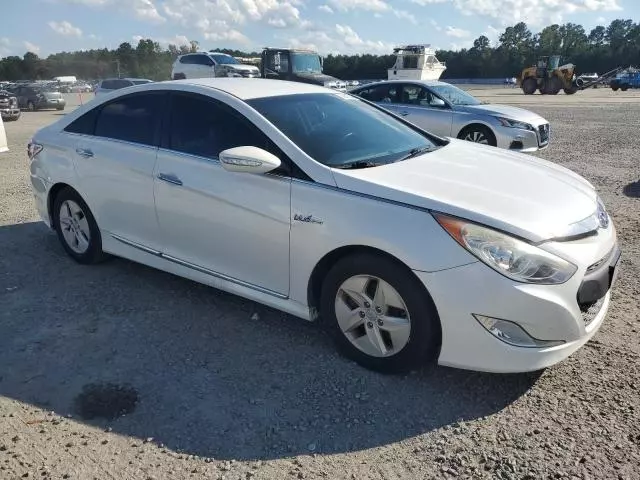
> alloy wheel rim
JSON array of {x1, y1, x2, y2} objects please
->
[
  {"x1": 464, "y1": 131, "x2": 489, "y2": 144},
  {"x1": 334, "y1": 275, "x2": 411, "y2": 358},
  {"x1": 59, "y1": 200, "x2": 91, "y2": 254}
]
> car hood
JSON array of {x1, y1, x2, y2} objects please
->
[
  {"x1": 331, "y1": 139, "x2": 597, "y2": 242},
  {"x1": 227, "y1": 64, "x2": 259, "y2": 72},
  {"x1": 455, "y1": 104, "x2": 546, "y2": 124},
  {"x1": 295, "y1": 72, "x2": 345, "y2": 86}
]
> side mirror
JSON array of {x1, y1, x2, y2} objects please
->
[
  {"x1": 430, "y1": 98, "x2": 447, "y2": 108},
  {"x1": 219, "y1": 146, "x2": 281, "y2": 174}
]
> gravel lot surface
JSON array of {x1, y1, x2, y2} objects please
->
[{"x1": 1, "y1": 88, "x2": 639, "y2": 480}]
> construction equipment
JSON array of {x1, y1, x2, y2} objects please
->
[
  {"x1": 609, "y1": 68, "x2": 640, "y2": 91},
  {"x1": 519, "y1": 55, "x2": 578, "y2": 95}
]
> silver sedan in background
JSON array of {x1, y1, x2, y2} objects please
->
[{"x1": 350, "y1": 80, "x2": 550, "y2": 152}]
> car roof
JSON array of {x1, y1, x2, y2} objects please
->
[
  {"x1": 357, "y1": 79, "x2": 450, "y2": 88},
  {"x1": 161, "y1": 78, "x2": 335, "y2": 100}
]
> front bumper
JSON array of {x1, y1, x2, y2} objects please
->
[
  {"x1": 38, "y1": 99, "x2": 66, "y2": 109},
  {"x1": 415, "y1": 234, "x2": 618, "y2": 373},
  {"x1": 0, "y1": 108, "x2": 20, "y2": 120},
  {"x1": 495, "y1": 122, "x2": 550, "y2": 153}
]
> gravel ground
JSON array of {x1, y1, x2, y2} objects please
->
[{"x1": 0, "y1": 88, "x2": 639, "y2": 480}]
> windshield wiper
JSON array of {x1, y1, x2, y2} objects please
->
[
  {"x1": 333, "y1": 161, "x2": 383, "y2": 170},
  {"x1": 398, "y1": 146, "x2": 436, "y2": 161}
]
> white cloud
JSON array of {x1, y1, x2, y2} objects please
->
[
  {"x1": 394, "y1": 10, "x2": 417, "y2": 24},
  {"x1": 329, "y1": 0, "x2": 390, "y2": 12},
  {"x1": 24, "y1": 41, "x2": 41, "y2": 54},
  {"x1": 411, "y1": 0, "x2": 449, "y2": 4},
  {"x1": 596, "y1": 16, "x2": 606, "y2": 23},
  {"x1": 279, "y1": 23, "x2": 393, "y2": 55},
  {"x1": 449, "y1": 0, "x2": 622, "y2": 26},
  {"x1": 429, "y1": 19, "x2": 443, "y2": 31},
  {"x1": 318, "y1": 4, "x2": 333, "y2": 13},
  {"x1": 61, "y1": 0, "x2": 165, "y2": 23},
  {"x1": 449, "y1": 40, "x2": 473, "y2": 50},
  {"x1": 48, "y1": 20, "x2": 83, "y2": 37},
  {"x1": 445, "y1": 26, "x2": 470, "y2": 38},
  {"x1": 482, "y1": 25, "x2": 501, "y2": 45}
]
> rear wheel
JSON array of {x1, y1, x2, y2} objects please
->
[
  {"x1": 173, "y1": 73, "x2": 186, "y2": 80},
  {"x1": 52, "y1": 187, "x2": 106, "y2": 264},
  {"x1": 563, "y1": 87, "x2": 577, "y2": 95},
  {"x1": 458, "y1": 124, "x2": 497, "y2": 147},
  {"x1": 320, "y1": 253, "x2": 441, "y2": 373},
  {"x1": 612, "y1": 86, "x2": 619, "y2": 91},
  {"x1": 522, "y1": 77, "x2": 538, "y2": 95}
]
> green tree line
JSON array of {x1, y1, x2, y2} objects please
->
[{"x1": 1, "y1": 20, "x2": 639, "y2": 82}]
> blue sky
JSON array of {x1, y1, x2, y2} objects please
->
[{"x1": 1, "y1": 0, "x2": 636, "y2": 58}]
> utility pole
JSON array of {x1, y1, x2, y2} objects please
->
[{"x1": 116, "y1": 59, "x2": 121, "y2": 78}]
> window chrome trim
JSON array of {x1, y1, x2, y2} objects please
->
[
  {"x1": 64, "y1": 131, "x2": 159, "y2": 151},
  {"x1": 110, "y1": 233, "x2": 288, "y2": 299}
]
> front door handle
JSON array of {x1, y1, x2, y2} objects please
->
[
  {"x1": 158, "y1": 173, "x2": 183, "y2": 186},
  {"x1": 75, "y1": 148, "x2": 94, "y2": 158}
]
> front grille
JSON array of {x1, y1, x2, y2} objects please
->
[
  {"x1": 580, "y1": 295, "x2": 606, "y2": 326},
  {"x1": 538, "y1": 124, "x2": 550, "y2": 144}
]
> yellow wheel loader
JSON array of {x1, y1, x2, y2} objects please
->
[{"x1": 519, "y1": 55, "x2": 578, "y2": 95}]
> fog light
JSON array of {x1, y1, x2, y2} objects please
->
[{"x1": 473, "y1": 314, "x2": 565, "y2": 348}]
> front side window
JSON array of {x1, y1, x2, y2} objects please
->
[
  {"x1": 167, "y1": 93, "x2": 273, "y2": 161},
  {"x1": 265, "y1": 51, "x2": 289, "y2": 74},
  {"x1": 94, "y1": 93, "x2": 162, "y2": 146},
  {"x1": 429, "y1": 84, "x2": 481, "y2": 106},
  {"x1": 100, "y1": 80, "x2": 116, "y2": 90},
  {"x1": 249, "y1": 93, "x2": 439, "y2": 168},
  {"x1": 196, "y1": 55, "x2": 214, "y2": 66}
]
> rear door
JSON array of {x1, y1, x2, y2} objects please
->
[
  {"x1": 193, "y1": 54, "x2": 216, "y2": 78},
  {"x1": 66, "y1": 91, "x2": 167, "y2": 251}
]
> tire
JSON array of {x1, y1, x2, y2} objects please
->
[
  {"x1": 320, "y1": 253, "x2": 441, "y2": 373},
  {"x1": 563, "y1": 87, "x2": 577, "y2": 95},
  {"x1": 522, "y1": 77, "x2": 537, "y2": 95},
  {"x1": 56, "y1": 106, "x2": 65, "y2": 111},
  {"x1": 547, "y1": 76, "x2": 562, "y2": 95},
  {"x1": 173, "y1": 73, "x2": 186, "y2": 80},
  {"x1": 457, "y1": 124, "x2": 497, "y2": 147},
  {"x1": 612, "y1": 86, "x2": 619, "y2": 91},
  {"x1": 52, "y1": 187, "x2": 106, "y2": 264},
  {"x1": 621, "y1": 86, "x2": 628, "y2": 92},
  {"x1": 27, "y1": 101, "x2": 36, "y2": 111}
]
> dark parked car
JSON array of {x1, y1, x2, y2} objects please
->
[
  {"x1": 14, "y1": 85, "x2": 66, "y2": 111},
  {"x1": 0, "y1": 90, "x2": 21, "y2": 121}
]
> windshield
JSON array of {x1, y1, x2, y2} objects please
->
[
  {"x1": 291, "y1": 53, "x2": 322, "y2": 74},
  {"x1": 429, "y1": 84, "x2": 481, "y2": 106},
  {"x1": 248, "y1": 93, "x2": 438, "y2": 168},
  {"x1": 211, "y1": 54, "x2": 239, "y2": 65}
]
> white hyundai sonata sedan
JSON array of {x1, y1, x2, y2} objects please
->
[{"x1": 28, "y1": 78, "x2": 620, "y2": 374}]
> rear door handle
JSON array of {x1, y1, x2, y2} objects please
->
[
  {"x1": 158, "y1": 173, "x2": 183, "y2": 186},
  {"x1": 75, "y1": 148, "x2": 93, "y2": 158}
]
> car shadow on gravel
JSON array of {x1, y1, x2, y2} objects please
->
[
  {"x1": 0, "y1": 222, "x2": 541, "y2": 461},
  {"x1": 623, "y1": 180, "x2": 640, "y2": 198}
]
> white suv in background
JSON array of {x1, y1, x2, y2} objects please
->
[{"x1": 171, "y1": 52, "x2": 261, "y2": 80}]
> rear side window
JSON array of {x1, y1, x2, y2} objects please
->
[
  {"x1": 195, "y1": 55, "x2": 213, "y2": 66},
  {"x1": 167, "y1": 93, "x2": 270, "y2": 159},
  {"x1": 64, "y1": 108, "x2": 99, "y2": 135},
  {"x1": 100, "y1": 80, "x2": 116, "y2": 89},
  {"x1": 179, "y1": 55, "x2": 194, "y2": 64},
  {"x1": 95, "y1": 93, "x2": 163, "y2": 146}
]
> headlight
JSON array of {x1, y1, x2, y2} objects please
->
[
  {"x1": 434, "y1": 213, "x2": 577, "y2": 284},
  {"x1": 495, "y1": 116, "x2": 534, "y2": 130}
]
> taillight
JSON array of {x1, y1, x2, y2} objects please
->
[{"x1": 27, "y1": 140, "x2": 43, "y2": 160}]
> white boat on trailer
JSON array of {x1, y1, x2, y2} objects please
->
[{"x1": 388, "y1": 44, "x2": 446, "y2": 81}]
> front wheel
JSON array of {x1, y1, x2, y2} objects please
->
[
  {"x1": 522, "y1": 77, "x2": 537, "y2": 95},
  {"x1": 52, "y1": 187, "x2": 106, "y2": 264},
  {"x1": 458, "y1": 125, "x2": 497, "y2": 147},
  {"x1": 320, "y1": 253, "x2": 441, "y2": 373}
]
